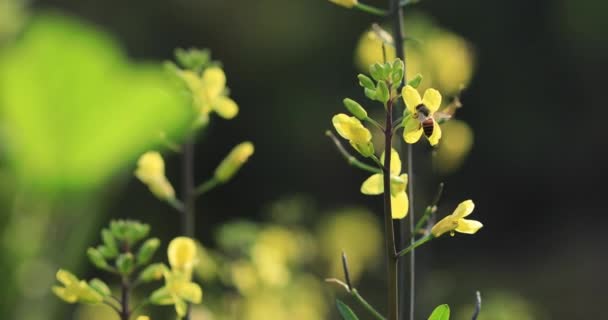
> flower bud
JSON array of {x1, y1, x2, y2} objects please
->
[
  {"x1": 87, "y1": 248, "x2": 109, "y2": 270},
  {"x1": 328, "y1": 0, "x2": 358, "y2": 8},
  {"x1": 137, "y1": 238, "x2": 160, "y2": 265},
  {"x1": 116, "y1": 253, "x2": 135, "y2": 275},
  {"x1": 135, "y1": 152, "x2": 175, "y2": 200},
  {"x1": 357, "y1": 74, "x2": 375, "y2": 90},
  {"x1": 343, "y1": 98, "x2": 368, "y2": 120},
  {"x1": 376, "y1": 80, "x2": 390, "y2": 103},
  {"x1": 214, "y1": 142, "x2": 255, "y2": 183},
  {"x1": 88, "y1": 278, "x2": 111, "y2": 297},
  {"x1": 138, "y1": 263, "x2": 168, "y2": 283}
]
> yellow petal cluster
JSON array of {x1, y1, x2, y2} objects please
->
[
  {"x1": 135, "y1": 151, "x2": 175, "y2": 200},
  {"x1": 151, "y1": 237, "x2": 203, "y2": 317},
  {"x1": 431, "y1": 200, "x2": 483, "y2": 237},
  {"x1": 329, "y1": 0, "x2": 358, "y2": 8},
  {"x1": 178, "y1": 67, "x2": 239, "y2": 125},
  {"x1": 402, "y1": 85, "x2": 443, "y2": 146},
  {"x1": 332, "y1": 113, "x2": 374, "y2": 157},
  {"x1": 360, "y1": 148, "x2": 409, "y2": 219},
  {"x1": 52, "y1": 269, "x2": 103, "y2": 304},
  {"x1": 214, "y1": 141, "x2": 255, "y2": 183}
]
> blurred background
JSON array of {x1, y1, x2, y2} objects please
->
[{"x1": 1, "y1": 0, "x2": 607, "y2": 319}]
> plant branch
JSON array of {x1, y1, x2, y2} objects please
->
[
  {"x1": 120, "y1": 276, "x2": 130, "y2": 320},
  {"x1": 414, "y1": 182, "x2": 444, "y2": 234},
  {"x1": 383, "y1": 98, "x2": 398, "y2": 320},
  {"x1": 396, "y1": 234, "x2": 433, "y2": 257},
  {"x1": 325, "y1": 279, "x2": 386, "y2": 320},
  {"x1": 472, "y1": 291, "x2": 482, "y2": 320},
  {"x1": 182, "y1": 138, "x2": 195, "y2": 238},
  {"x1": 326, "y1": 131, "x2": 381, "y2": 174},
  {"x1": 195, "y1": 177, "x2": 220, "y2": 196},
  {"x1": 355, "y1": 3, "x2": 388, "y2": 16}
]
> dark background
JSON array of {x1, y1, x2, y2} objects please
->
[{"x1": 3, "y1": 0, "x2": 608, "y2": 319}]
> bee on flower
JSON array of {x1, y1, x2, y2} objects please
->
[{"x1": 402, "y1": 85, "x2": 444, "y2": 146}]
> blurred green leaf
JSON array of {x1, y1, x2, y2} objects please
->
[
  {"x1": 0, "y1": 13, "x2": 191, "y2": 190},
  {"x1": 428, "y1": 304, "x2": 450, "y2": 320},
  {"x1": 336, "y1": 299, "x2": 360, "y2": 320}
]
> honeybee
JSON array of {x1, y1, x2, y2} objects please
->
[{"x1": 415, "y1": 104, "x2": 451, "y2": 138}]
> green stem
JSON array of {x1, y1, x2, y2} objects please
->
[
  {"x1": 396, "y1": 234, "x2": 433, "y2": 257},
  {"x1": 195, "y1": 178, "x2": 221, "y2": 196},
  {"x1": 383, "y1": 98, "x2": 398, "y2": 320},
  {"x1": 326, "y1": 131, "x2": 381, "y2": 174},
  {"x1": 355, "y1": 3, "x2": 389, "y2": 16},
  {"x1": 365, "y1": 117, "x2": 385, "y2": 131},
  {"x1": 166, "y1": 198, "x2": 185, "y2": 213},
  {"x1": 413, "y1": 182, "x2": 444, "y2": 234},
  {"x1": 352, "y1": 289, "x2": 387, "y2": 320}
]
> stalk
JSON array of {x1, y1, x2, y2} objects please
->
[{"x1": 383, "y1": 98, "x2": 398, "y2": 320}]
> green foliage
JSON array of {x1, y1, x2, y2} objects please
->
[
  {"x1": 336, "y1": 299, "x2": 360, "y2": 320},
  {"x1": 408, "y1": 73, "x2": 423, "y2": 88},
  {"x1": 0, "y1": 13, "x2": 191, "y2": 190},
  {"x1": 428, "y1": 304, "x2": 450, "y2": 320},
  {"x1": 343, "y1": 98, "x2": 368, "y2": 120}
]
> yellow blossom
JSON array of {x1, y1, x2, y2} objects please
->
[
  {"x1": 401, "y1": 85, "x2": 443, "y2": 146},
  {"x1": 431, "y1": 200, "x2": 483, "y2": 237},
  {"x1": 52, "y1": 269, "x2": 103, "y2": 304},
  {"x1": 329, "y1": 0, "x2": 358, "y2": 8},
  {"x1": 149, "y1": 270, "x2": 203, "y2": 318},
  {"x1": 135, "y1": 151, "x2": 175, "y2": 200},
  {"x1": 214, "y1": 141, "x2": 255, "y2": 183},
  {"x1": 136, "y1": 316, "x2": 150, "y2": 320},
  {"x1": 168, "y1": 237, "x2": 198, "y2": 277},
  {"x1": 360, "y1": 148, "x2": 409, "y2": 219},
  {"x1": 332, "y1": 113, "x2": 374, "y2": 157},
  {"x1": 178, "y1": 67, "x2": 238, "y2": 124}
]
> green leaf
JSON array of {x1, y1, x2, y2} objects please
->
[
  {"x1": 357, "y1": 74, "x2": 375, "y2": 90},
  {"x1": 408, "y1": 73, "x2": 423, "y2": 88},
  {"x1": 336, "y1": 299, "x2": 360, "y2": 320},
  {"x1": 0, "y1": 14, "x2": 191, "y2": 191},
  {"x1": 428, "y1": 304, "x2": 450, "y2": 320},
  {"x1": 376, "y1": 80, "x2": 390, "y2": 104}
]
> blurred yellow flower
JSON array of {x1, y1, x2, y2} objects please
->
[
  {"x1": 178, "y1": 67, "x2": 239, "y2": 125},
  {"x1": 434, "y1": 120, "x2": 474, "y2": 174},
  {"x1": 329, "y1": 0, "x2": 358, "y2": 8},
  {"x1": 332, "y1": 113, "x2": 374, "y2": 157},
  {"x1": 402, "y1": 85, "x2": 443, "y2": 146},
  {"x1": 168, "y1": 237, "x2": 198, "y2": 277},
  {"x1": 431, "y1": 200, "x2": 483, "y2": 237},
  {"x1": 360, "y1": 148, "x2": 409, "y2": 219},
  {"x1": 136, "y1": 316, "x2": 150, "y2": 320},
  {"x1": 214, "y1": 141, "x2": 255, "y2": 183},
  {"x1": 150, "y1": 269, "x2": 202, "y2": 317},
  {"x1": 135, "y1": 151, "x2": 175, "y2": 200},
  {"x1": 52, "y1": 269, "x2": 103, "y2": 304}
]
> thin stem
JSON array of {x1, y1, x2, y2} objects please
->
[
  {"x1": 383, "y1": 98, "x2": 398, "y2": 320},
  {"x1": 120, "y1": 276, "x2": 130, "y2": 320},
  {"x1": 103, "y1": 300, "x2": 121, "y2": 315},
  {"x1": 396, "y1": 234, "x2": 433, "y2": 257},
  {"x1": 195, "y1": 177, "x2": 220, "y2": 196},
  {"x1": 354, "y1": 3, "x2": 389, "y2": 16},
  {"x1": 352, "y1": 289, "x2": 387, "y2": 320},
  {"x1": 364, "y1": 117, "x2": 385, "y2": 131},
  {"x1": 414, "y1": 182, "x2": 444, "y2": 234},
  {"x1": 472, "y1": 291, "x2": 482, "y2": 320},
  {"x1": 326, "y1": 131, "x2": 381, "y2": 174},
  {"x1": 166, "y1": 198, "x2": 185, "y2": 213},
  {"x1": 182, "y1": 138, "x2": 195, "y2": 238}
]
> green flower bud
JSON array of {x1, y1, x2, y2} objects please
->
[
  {"x1": 116, "y1": 253, "x2": 135, "y2": 275},
  {"x1": 352, "y1": 141, "x2": 375, "y2": 158},
  {"x1": 357, "y1": 74, "x2": 375, "y2": 90},
  {"x1": 89, "y1": 278, "x2": 111, "y2": 297},
  {"x1": 137, "y1": 238, "x2": 160, "y2": 266},
  {"x1": 364, "y1": 88, "x2": 377, "y2": 100},
  {"x1": 391, "y1": 59, "x2": 404, "y2": 87},
  {"x1": 110, "y1": 220, "x2": 128, "y2": 240},
  {"x1": 101, "y1": 229, "x2": 118, "y2": 258},
  {"x1": 408, "y1": 73, "x2": 423, "y2": 88},
  {"x1": 138, "y1": 263, "x2": 169, "y2": 283},
  {"x1": 382, "y1": 62, "x2": 393, "y2": 79},
  {"x1": 87, "y1": 248, "x2": 109, "y2": 270},
  {"x1": 369, "y1": 63, "x2": 384, "y2": 81},
  {"x1": 97, "y1": 245, "x2": 116, "y2": 259},
  {"x1": 343, "y1": 98, "x2": 368, "y2": 120},
  {"x1": 214, "y1": 142, "x2": 255, "y2": 183},
  {"x1": 376, "y1": 80, "x2": 390, "y2": 104}
]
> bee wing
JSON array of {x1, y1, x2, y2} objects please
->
[{"x1": 434, "y1": 112, "x2": 452, "y2": 122}]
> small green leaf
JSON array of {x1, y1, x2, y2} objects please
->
[
  {"x1": 376, "y1": 80, "x2": 390, "y2": 104},
  {"x1": 408, "y1": 73, "x2": 423, "y2": 88},
  {"x1": 357, "y1": 74, "x2": 375, "y2": 90},
  {"x1": 370, "y1": 63, "x2": 384, "y2": 81},
  {"x1": 428, "y1": 304, "x2": 450, "y2": 320},
  {"x1": 336, "y1": 299, "x2": 360, "y2": 320},
  {"x1": 87, "y1": 247, "x2": 109, "y2": 270},
  {"x1": 364, "y1": 88, "x2": 377, "y2": 100}
]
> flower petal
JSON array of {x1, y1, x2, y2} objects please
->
[
  {"x1": 402, "y1": 85, "x2": 422, "y2": 114},
  {"x1": 177, "y1": 282, "x2": 203, "y2": 304},
  {"x1": 455, "y1": 219, "x2": 483, "y2": 234},
  {"x1": 201, "y1": 67, "x2": 226, "y2": 99},
  {"x1": 168, "y1": 237, "x2": 198, "y2": 273},
  {"x1": 361, "y1": 173, "x2": 384, "y2": 195},
  {"x1": 332, "y1": 114, "x2": 372, "y2": 144},
  {"x1": 174, "y1": 297, "x2": 188, "y2": 317},
  {"x1": 430, "y1": 216, "x2": 458, "y2": 237},
  {"x1": 452, "y1": 200, "x2": 475, "y2": 218},
  {"x1": 381, "y1": 148, "x2": 402, "y2": 175},
  {"x1": 52, "y1": 286, "x2": 78, "y2": 303},
  {"x1": 390, "y1": 173, "x2": 408, "y2": 195},
  {"x1": 403, "y1": 115, "x2": 423, "y2": 144},
  {"x1": 391, "y1": 191, "x2": 409, "y2": 219},
  {"x1": 422, "y1": 88, "x2": 442, "y2": 113},
  {"x1": 56, "y1": 269, "x2": 79, "y2": 286},
  {"x1": 213, "y1": 96, "x2": 239, "y2": 119},
  {"x1": 149, "y1": 287, "x2": 174, "y2": 305},
  {"x1": 427, "y1": 120, "x2": 442, "y2": 146}
]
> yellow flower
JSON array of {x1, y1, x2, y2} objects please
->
[
  {"x1": 135, "y1": 151, "x2": 175, "y2": 200},
  {"x1": 179, "y1": 67, "x2": 238, "y2": 124},
  {"x1": 136, "y1": 316, "x2": 150, "y2": 320},
  {"x1": 401, "y1": 85, "x2": 443, "y2": 146},
  {"x1": 149, "y1": 270, "x2": 203, "y2": 318},
  {"x1": 332, "y1": 113, "x2": 374, "y2": 157},
  {"x1": 431, "y1": 200, "x2": 483, "y2": 237},
  {"x1": 214, "y1": 141, "x2": 255, "y2": 183},
  {"x1": 52, "y1": 269, "x2": 103, "y2": 304},
  {"x1": 168, "y1": 237, "x2": 198, "y2": 277},
  {"x1": 329, "y1": 0, "x2": 358, "y2": 8},
  {"x1": 360, "y1": 148, "x2": 409, "y2": 219}
]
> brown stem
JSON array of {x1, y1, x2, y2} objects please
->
[
  {"x1": 182, "y1": 137, "x2": 195, "y2": 238},
  {"x1": 383, "y1": 98, "x2": 398, "y2": 320},
  {"x1": 120, "y1": 277, "x2": 130, "y2": 320}
]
